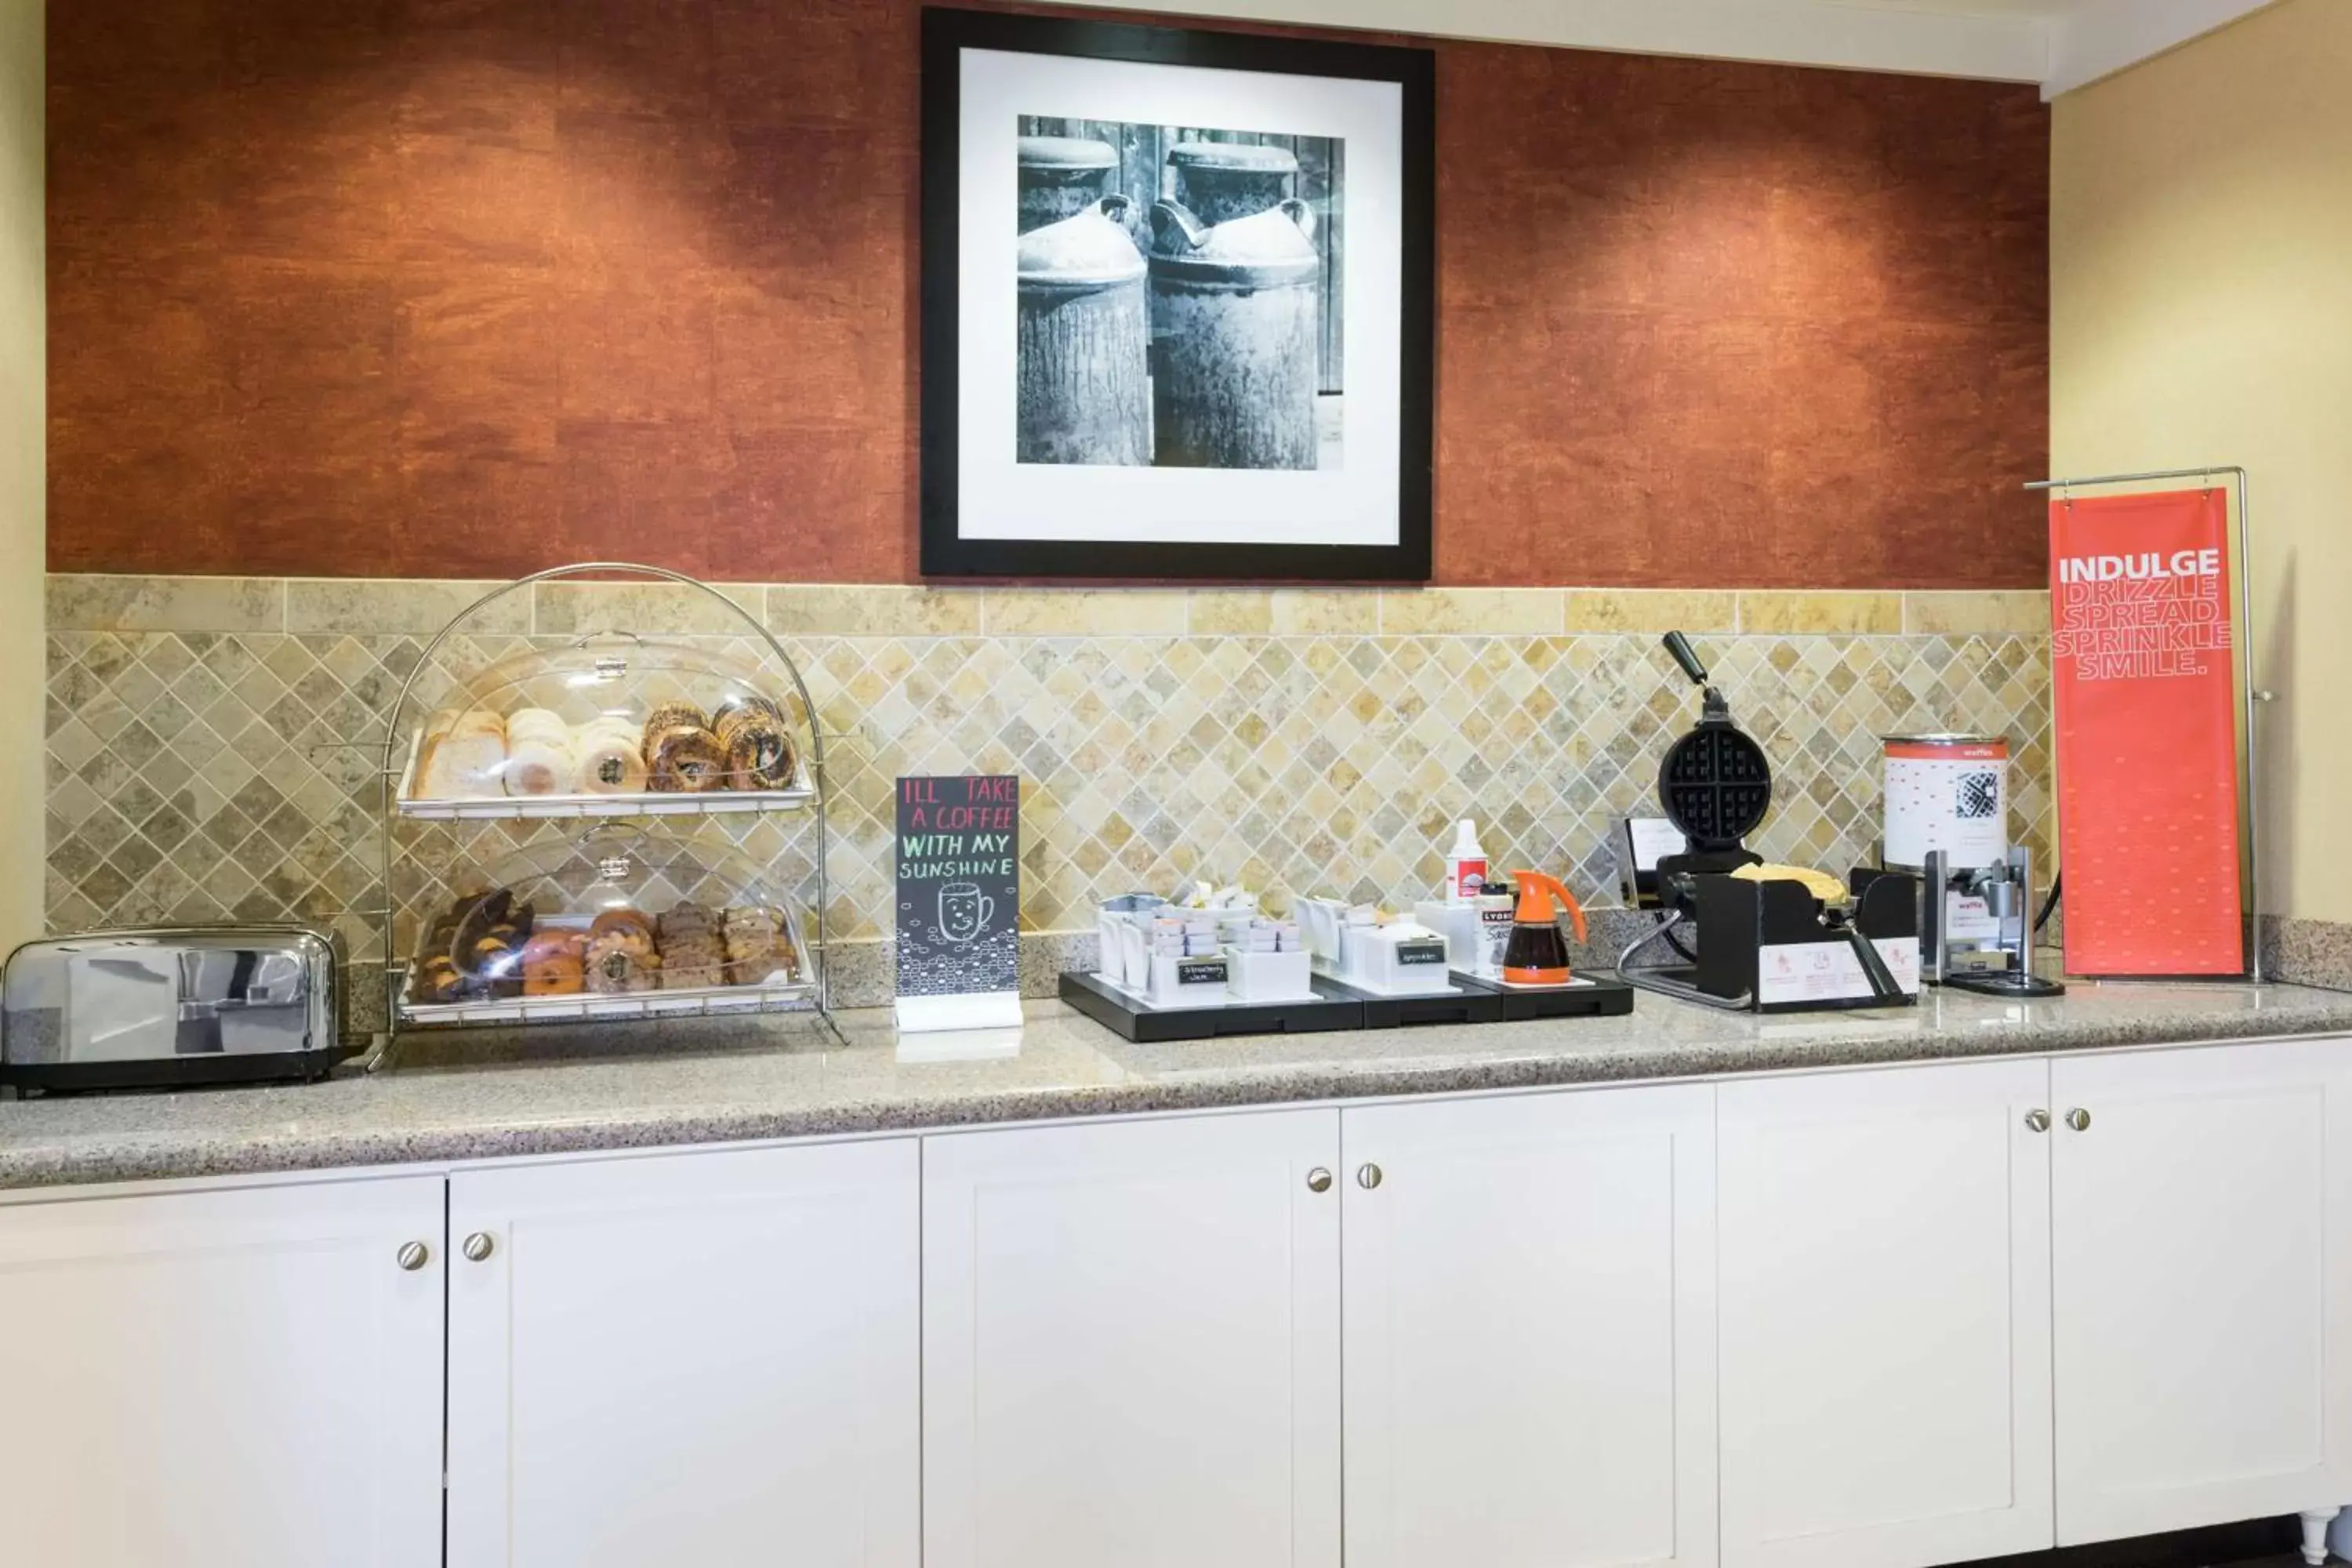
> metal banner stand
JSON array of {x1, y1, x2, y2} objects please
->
[{"x1": 2024, "y1": 466, "x2": 2275, "y2": 982}]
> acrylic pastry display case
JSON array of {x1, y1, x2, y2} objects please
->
[
  {"x1": 369, "y1": 564, "x2": 834, "y2": 1062},
  {"x1": 399, "y1": 824, "x2": 814, "y2": 1027}
]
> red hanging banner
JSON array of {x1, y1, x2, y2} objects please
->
[{"x1": 2049, "y1": 488, "x2": 2244, "y2": 975}]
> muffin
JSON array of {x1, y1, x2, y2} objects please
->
[
  {"x1": 589, "y1": 906, "x2": 655, "y2": 944},
  {"x1": 584, "y1": 927, "x2": 660, "y2": 994}
]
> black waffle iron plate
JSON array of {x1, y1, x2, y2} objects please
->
[
  {"x1": 1656, "y1": 632, "x2": 1772, "y2": 853},
  {"x1": 1616, "y1": 631, "x2": 1773, "y2": 1011}
]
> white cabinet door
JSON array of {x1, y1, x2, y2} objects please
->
[
  {"x1": 924, "y1": 1109, "x2": 1341, "y2": 1568},
  {"x1": 2052, "y1": 1036, "x2": 2352, "y2": 1544},
  {"x1": 0, "y1": 1175, "x2": 446, "y2": 1568},
  {"x1": 1719, "y1": 1059, "x2": 2054, "y2": 1568},
  {"x1": 1341, "y1": 1083, "x2": 1718, "y2": 1568},
  {"x1": 446, "y1": 1138, "x2": 920, "y2": 1568}
]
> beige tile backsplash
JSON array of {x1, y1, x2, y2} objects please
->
[
  {"x1": 1185, "y1": 591, "x2": 1278, "y2": 637},
  {"x1": 45, "y1": 575, "x2": 2056, "y2": 983},
  {"x1": 284, "y1": 579, "x2": 532, "y2": 637},
  {"x1": 532, "y1": 580, "x2": 764, "y2": 637},
  {"x1": 1268, "y1": 589, "x2": 1381, "y2": 637},
  {"x1": 1739, "y1": 591, "x2": 1907, "y2": 636},
  {"x1": 1563, "y1": 589, "x2": 1740, "y2": 634},
  {"x1": 764, "y1": 584, "x2": 984, "y2": 638},
  {"x1": 46, "y1": 574, "x2": 285, "y2": 634},
  {"x1": 1377, "y1": 587, "x2": 1566, "y2": 636},
  {"x1": 1904, "y1": 590, "x2": 2056, "y2": 638},
  {"x1": 980, "y1": 588, "x2": 1190, "y2": 637}
]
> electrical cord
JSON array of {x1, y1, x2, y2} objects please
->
[
  {"x1": 1658, "y1": 909, "x2": 1700, "y2": 964},
  {"x1": 2034, "y1": 871, "x2": 2063, "y2": 935}
]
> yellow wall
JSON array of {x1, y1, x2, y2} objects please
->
[
  {"x1": 0, "y1": 0, "x2": 42, "y2": 949},
  {"x1": 2053, "y1": 0, "x2": 2352, "y2": 925}
]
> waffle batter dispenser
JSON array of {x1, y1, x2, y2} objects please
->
[{"x1": 1916, "y1": 847, "x2": 2064, "y2": 998}]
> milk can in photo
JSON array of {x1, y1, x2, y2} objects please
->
[
  {"x1": 1167, "y1": 139, "x2": 1297, "y2": 224},
  {"x1": 1148, "y1": 201, "x2": 1319, "y2": 469},
  {"x1": 1016, "y1": 194, "x2": 1151, "y2": 466},
  {"x1": 1148, "y1": 141, "x2": 1320, "y2": 470},
  {"x1": 1017, "y1": 135, "x2": 1120, "y2": 234}
]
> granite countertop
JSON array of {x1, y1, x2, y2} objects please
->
[{"x1": 5, "y1": 980, "x2": 2352, "y2": 1192}]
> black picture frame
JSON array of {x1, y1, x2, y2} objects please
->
[{"x1": 919, "y1": 6, "x2": 1436, "y2": 583}]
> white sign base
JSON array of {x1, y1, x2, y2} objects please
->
[
  {"x1": 895, "y1": 990, "x2": 1025, "y2": 1034},
  {"x1": 895, "y1": 1025, "x2": 1025, "y2": 1063}
]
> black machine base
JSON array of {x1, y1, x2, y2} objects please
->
[
  {"x1": 1617, "y1": 868, "x2": 1925, "y2": 1014},
  {"x1": 1941, "y1": 970, "x2": 2067, "y2": 1000},
  {"x1": 1618, "y1": 960, "x2": 1922, "y2": 1015},
  {"x1": 0, "y1": 1046, "x2": 353, "y2": 1096}
]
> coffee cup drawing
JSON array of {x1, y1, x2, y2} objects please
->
[{"x1": 938, "y1": 882, "x2": 993, "y2": 945}]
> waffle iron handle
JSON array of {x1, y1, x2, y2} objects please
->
[
  {"x1": 1840, "y1": 923, "x2": 1907, "y2": 1004},
  {"x1": 1661, "y1": 631, "x2": 1709, "y2": 687},
  {"x1": 1662, "y1": 631, "x2": 1733, "y2": 725}
]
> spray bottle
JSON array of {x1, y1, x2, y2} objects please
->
[{"x1": 1443, "y1": 820, "x2": 1487, "y2": 903}]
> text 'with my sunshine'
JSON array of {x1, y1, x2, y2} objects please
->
[{"x1": 898, "y1": 776, "x2": 1017, "y2": 878}]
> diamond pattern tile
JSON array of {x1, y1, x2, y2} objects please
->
[{"x1": 47, "y1": 628, "x2": 2056, "y2": 975}]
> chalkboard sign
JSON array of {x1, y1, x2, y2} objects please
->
[{"x1": 895, "y1": 775, "x2": 1021, "y2": 1030}]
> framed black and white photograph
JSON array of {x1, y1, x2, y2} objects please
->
[{"x1": 920, "y1": 8, "x2": 1436, "y2": 581}]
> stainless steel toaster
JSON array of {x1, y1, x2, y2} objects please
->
[{"x1": 0, "y1": 926, "x2": 349, "y2": 1092}]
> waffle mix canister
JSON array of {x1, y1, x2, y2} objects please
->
[{"x1": 1881, "y1": 734, "x2": 2009, "y2": 873}]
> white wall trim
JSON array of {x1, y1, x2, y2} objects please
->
[
  {"x1": 2045, "y1": 0, "x2": 2280, "y2": 96},
  {"x1": 0, "y1": 0, "x2": 43, "y2": 956},
  {"x1": 1035, "y1": 0, "x2": 2053, "y2": 83},
  {"x1": 1038, "y1": 0, "x2": 2293, "y2": 96}
]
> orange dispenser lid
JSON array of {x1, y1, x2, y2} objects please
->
[
  {"x1": 1512, "y1": 872, "x2": 1588, "y2": 942},
  {"x1": 1503, "y1": 871, "x2": 1589, "y2": 986}
]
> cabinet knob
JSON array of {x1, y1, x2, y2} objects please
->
[
  {"x1": 462, "y1": 1231, "x2": 496, "y2": 1263},
  {"x1": 2065, "y1": 1107, "x2": 2092, "y2": 1132},
  {"x1": 1357, "y1": 1163, "x2": 1384, "y2": 1190},
  {"x1": 1306, "y1": 1167, "x2": 1334, "y2": 1193},
  {"x1": 2024, "y1": 1109, "x2": 2052, "y2": 1133},
  {"x1": 396, "y1": 1240, "x2": 431, "y2": 1272}
]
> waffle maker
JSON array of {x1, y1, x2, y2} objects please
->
[
  {"x1": 1654, "y1": 632, "x2": 1771, "y2": 874},
  {"x1": 1617, "y1": 633, "x2": 1920, "y2": 1012}
]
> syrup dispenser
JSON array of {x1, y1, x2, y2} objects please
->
[{"x1": 1501, "y1": 872, "x2": 1589, "y2": 986}]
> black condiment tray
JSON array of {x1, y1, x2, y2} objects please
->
[
  {"x1": 1453, "y1": 971, "x2": 1636, "y2": 1021},
  {"x1": 1058, "y1": 970, "x2": 1364, "y2": 1043},
  {"x1": 1061, "y1": 965, "x2": 1639, "y2": 1040},
  {"x1": 1313, "y1": 975, "x2": 1505, "y2": 1028}
]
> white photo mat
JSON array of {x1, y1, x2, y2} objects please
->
[{"x1": 956, "y1": 47, "x2": 1406, "y2": 548}]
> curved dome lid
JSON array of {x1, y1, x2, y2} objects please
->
[
  {"x1": 1018, "y1": 135, "x2": 1119, "y2": 172},
  {"x1": 1167, "y1": 140, "x2": 1298, "y2": 175},
  {"x1": 430, "y1": 632, "x2": 789, "y2": 725},
  {"x1": 438, "y1": 823, "x2": 787, "y2": 921},
  {"x1": 1149, "y1": 199, "x2": 1319, "y2": 284},
  {"x1": 1017, "y1": 200, "x2": 1147, "y2": 286}
]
